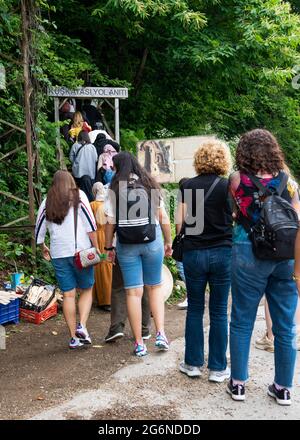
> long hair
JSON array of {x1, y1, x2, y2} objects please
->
[
  {"x1": 72, "y1": 111, "x2": 84, "y2": 128},
  {"x1": 236, "y1": 129, "x2": 284, "y2": 175},
  {"x1": 46, "y1": 170, "x2": 80, "y2": 224},
  {"x1": 110, "y1": 152, "x2": 161, "y2": 211}
]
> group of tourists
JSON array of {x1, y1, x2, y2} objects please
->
[{"x1": 35, "y1": 127, "x2": 300, "y2": 407}]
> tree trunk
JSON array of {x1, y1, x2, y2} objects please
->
[{"x1": 21, "y1": 0, "x2": 36, "y2": 260}]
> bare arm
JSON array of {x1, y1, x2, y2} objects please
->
[
  {"x1": 88, "y1": 231, "x2": 100, "y2": 253},
  {"x1": 291, "y1": 190, "x2": 300, "y2": 220},
  {"x1": 175, "y1": 201, "x2": 187, "y2": 235},
  {"x1": 39, "y1": 243, "x2": 51, "y2": 261},
  {"x1": 105, "y1": 219, "x2": 115, "y2": 248},
  {"x1": 158, "y1": 207, "x2": 172, "y2": 257},
  {"x1": 104, "y1": 219, "x2": 116, "y2": 263}
]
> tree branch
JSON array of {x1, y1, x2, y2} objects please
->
[
  {"x1": 134, "y1": 48, "x2": 149, "y2": 95},
  {"x1": 0, "y1": 144, "x2": 26, "y2": 161},
  {"x1": 0, "y1": 119, "x2": 26, "y2": 133},
  {"x1": 0, "y1": 190, "x2": 29, "y2": 205}
]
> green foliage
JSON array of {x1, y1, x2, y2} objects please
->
[{"x1": 120, "y1": 128, "x2": 146, "y2": 154}]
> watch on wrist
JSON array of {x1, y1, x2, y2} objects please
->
[
  {"x1": 104, "y1": 246, "x2": 115, "y2": 251},
  {"x1": 293, "y1": 274, "x2": 300, "y2": 281}
]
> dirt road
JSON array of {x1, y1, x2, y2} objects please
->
[{"x1": 0, "y1": 304, "x2": 299, "y2": 420}]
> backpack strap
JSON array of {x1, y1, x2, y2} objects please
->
[
  {"x1": 276, "y1": 172, "x2": 289, "y2": 197},
  {"x1": 248, "y1": 172, "x2": 288, "y2": 197},
  {"x1": 247, "y1": 174, "x2": 272, "y2": 196},
  {"x1": 238, "y1": 172, "x2": 289, "y2": 233}
]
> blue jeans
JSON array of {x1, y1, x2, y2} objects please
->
[
  {"x1": 230, "y1": 237, "x2": 298, "y2": 387},
  {"x1": 176, "y1": 261, "x2": 186, "y2": 283},
  {"x1": 116, "y1": 225, "x2": 164, "y2": 289},
  {"x1": 183, "y1": 247, "x2": 232, "y2": 370}
]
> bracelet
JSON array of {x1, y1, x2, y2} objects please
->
[
  {"x1": 104, "y1": 246, "x2": 115, "y2": 251},
  {"x1": 293, "y1": 274, "x2": 300, "y2": 281}
]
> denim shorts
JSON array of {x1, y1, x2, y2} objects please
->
[
  {"x1": 51, "y1": 256, "x2": 94, "y2": 292},
  {"x1": 116, "y1": 225, "x2": 164, "y2": 289}
]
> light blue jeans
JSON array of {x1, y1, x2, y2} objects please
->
[
  {"x1": 116, "y1": 225, "x2": 164, "y2": 289},
  {"x1": 230, "y1": 228, "x2": 298, "y2": 387},
  {"x1": 176, "y1": 261, "x2": 186, "y2": 283}
]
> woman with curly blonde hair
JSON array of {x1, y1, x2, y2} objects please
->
[{"x1": 176, "y1": 138, "x2": 233, "y2": 382}]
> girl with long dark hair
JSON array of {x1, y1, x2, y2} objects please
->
[
  {"x1": 35, "y1": 170, "x2": 99, "y2": 349},
  {"x1": 104, "y1": 152, "x2": 172, "y2": 357}
]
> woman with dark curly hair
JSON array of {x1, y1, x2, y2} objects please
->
[{"x1": 228, "y1": 129, "x2": 300, "y2": 405}]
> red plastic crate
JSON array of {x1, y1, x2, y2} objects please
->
[{"x1": 20, "y1": 302, "x2": 57, "y2": 324}]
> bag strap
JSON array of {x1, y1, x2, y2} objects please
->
[
  {"x1": 238, "y1": 172, "x2": 289, "y2": 233},
  {"x1": 204, "y1": 177, "x2": 221, "y2": 202},
  {"x1": 73, "y1": 203, "x2": 78, "y2": 252},
  {"x1": 179, "y1": 177, "x2": 221, "y2": 237},
  {"x1": 276, "y1": 172, "x2": 288, "y2": 197},
  {"x1": 248, "y1": 172, "x2": 288, "y2": 197},
  {"x1": 247, "y1": 174, "x2": 271, "y2": 196},
  {"x1": 74, "y1": 144, "x2": 85, "y2": 160}
]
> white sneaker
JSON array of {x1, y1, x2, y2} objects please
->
[
  {"x1": 75, "y1": 323, "x2": 92, "y2": 345},
  {"x1": 179, "y1": 361, "x2": 201, "y2": 377},
  {"x1": 177, "y1": 298, "x2": 188, "y2": 309},
  {"x1": 209, "y1": 367, "x2": 231, "y2": 383},
  {"x1": 69, "y1": 337, "x2": 84, "y2": 349}
]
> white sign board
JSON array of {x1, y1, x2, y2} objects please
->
[
  {"x1": 137, "y1": 135, "x2": 216, "y2": 183},
  {"x1": 47, "y1": 86, "x2": 128, "y2": 99}
]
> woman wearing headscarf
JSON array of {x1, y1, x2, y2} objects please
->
[{"x1": 90, "y1": 182, "x2": 113, "y2": 310}]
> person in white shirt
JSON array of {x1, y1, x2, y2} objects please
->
[{"x1": 35, "y1": 170, "x2": 99, "y2": 349}]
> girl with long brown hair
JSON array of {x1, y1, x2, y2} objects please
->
[{"x1": 35, "y1": 170, "x2": 99, "y2": 349}]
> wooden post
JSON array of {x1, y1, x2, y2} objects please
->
[
  {"x1": 21, "y1": 0, "x2": 36, "y2": 259},
  {"x1": 54, "y1": 97, "x2": 65, "y2": 169}
]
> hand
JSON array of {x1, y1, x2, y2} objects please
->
[
  {"x1": 42, "y1": 244, "x2": 51, "y2": 261},
  {"x1": 106, "y1": 249, "x2": 116, "y2": 265},
  {"x1": 296, "y1": 278, "x2": 300, "y2": 298},
  {"x1": 164, "y1": 243, "x2": 173, "y2": 257}
]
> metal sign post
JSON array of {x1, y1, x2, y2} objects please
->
[{"x1": 114, "y1": 98, "x2": 120, "y2": 144}]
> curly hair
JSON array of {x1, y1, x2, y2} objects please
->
[
  {"x1": 193, "y1": 139, "x2": 232, "y2": 176},
  {"x1": 236, "y1": 129, "x2": 285, "y2": 175}
]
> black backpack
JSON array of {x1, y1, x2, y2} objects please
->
[
  {"x1": 242, "y1": 173, "x2": 299, "y2": 260},
  {"x1": 116, "y1": 178, "x2": 156, "y2": 244}
]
